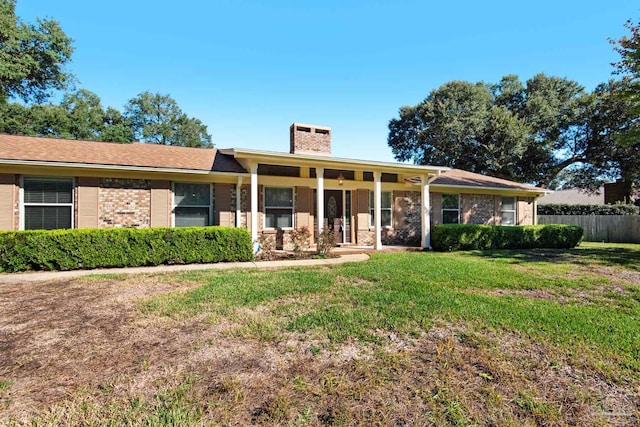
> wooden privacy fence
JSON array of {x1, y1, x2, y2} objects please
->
[{"x1": 538, "y1": 215, "x2": 640, "y2": 243}]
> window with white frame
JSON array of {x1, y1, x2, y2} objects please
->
[
  {"x1": 264, "y1": 187, "x2": 294, "y2": 228},
  {"x1": 501, "y1": 196, "x2": 516, "y2": 225},
  {"x1": 442, "y1": 194, "x2": 460, "y2": 224},
  {"x1": 23, "y1": 177, "x2": 74, "y2": 230},
  {"x1": 173, "y1": 183, "x2": 211, "y2": 227},
  {"x1": 369, "y1": 191, "x2": 392, "y2": 228}
]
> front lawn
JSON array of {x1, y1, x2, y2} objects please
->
[{"x1": 1, "y1": 243, "x2": 638, "y2": 425}]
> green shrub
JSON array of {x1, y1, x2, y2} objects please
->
[
  {"x1": 431, "y1": 224, "x2": 583, "y2": 251},
  {"x1": 0, "y1": 226, "x2": 253, "y2": 272},
  {"x1": 538, "y1": 203, "x2": 639, "y2": 215}
]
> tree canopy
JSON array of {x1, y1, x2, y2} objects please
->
[
  {"x1": 611, "y1": 19, "x2": 640, "y2": 81},
  {"x1": 389, "y1": 20, "x2": 640, "y2": 192},
  {"x1": 560, "y1": 79, "x2": 640, "y2": 191},
  {"x1": 124, "y1": 92, "x2": 212, "y2": 148},
  {"x1": 388, "y1": 74, "x2": 591, "y2": 187},
  {"x1": 0, "y1": 0, "x2": 74, "y2": 103},
  {"x1": 0, "y1": 90, "x2": 212, "y2": 147},
  {"x1": 0, "y1": 89, "x2": 134, "y2": 143},
  {"x1": 611, "y1": 20, "x2": 640, "y2": 182}
]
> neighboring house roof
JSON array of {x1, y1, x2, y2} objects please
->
[
  {"x1": 538, "y1": 187, "x2": 605, "y2": 205},
  {"x1": 0, "y1": 134, "x2": 246, "y2": 174}
]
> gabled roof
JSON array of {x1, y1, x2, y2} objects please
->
[
  {"x1": 431, "y1": 169, "x2": 544, "y2": 192},
  {"x1": 406, "y1": 169, "x2": 546, "y2": 194},
  {"x1": 0, "y1": 134, "x2": 547, "y2": 195},
  {"x1": 0, "y1": 134, "x2": 246, "y2": 174}
]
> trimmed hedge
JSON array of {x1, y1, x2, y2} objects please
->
[
  {"x1": 431, "y1": 224, "x2": 583, "y2": 251},
  {"x1": 0, "y1": 226, "x2": 253, "y2": 272},
  {"x1": 538, "y1": 203, "x2": 639, "y2": 215}
]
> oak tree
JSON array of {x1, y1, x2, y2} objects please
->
[
  {"x1": 0, "y1": 0, "x2": 74, "y2": 103},
  {"x1": 124, "y1": 92, "x2": 212, "y2": 148},
  {"x1": 388, "y1": 74, "x2": 590, "y2": 187}
]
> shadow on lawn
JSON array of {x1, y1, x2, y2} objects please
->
[{"x1": 468, "y1": 246, "x2": 640, "y2": 270}]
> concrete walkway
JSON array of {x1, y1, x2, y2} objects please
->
[{"x1": 0, "y1": 253, "x2": 370, "y2": 284}]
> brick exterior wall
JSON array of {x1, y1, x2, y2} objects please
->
[
  {"x1": 241, "y1": 184, "x2": 249, "y2": 228},
  {"x1": 383, "y1": 191, "x2": 421, "y2": 246},
  {"x1": 98, "y1": 178, "x2": 151, "y2": 228},
  {"x1": 259, "y1": 230, "x2": 295, "y2": 251},
  {"x1": 462, "y1": 194, "x2": 497, "y2": 225},
  {"x1": 290, "y1": 124, "x2": 331, "y2": 155},
  {"x1": 357, "y1": 230, "x2": 375, "y2": 246},
  {"x1": 3, "y1": 169, "x2": 538, "y2": 244}
]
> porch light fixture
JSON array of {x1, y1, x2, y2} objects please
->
[{"x1": 338, "y1": 173, "x2": 344, "y2": 186}]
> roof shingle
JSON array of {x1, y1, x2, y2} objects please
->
[
  {"x1": 428, "y1": 169, "x2": 544, "y2": 192},
  {"x1": 0, "y1": 134, "x2": 547, "y2": 194},
  {"x1": 0, "y1": 134, "x2": 246, "y2": 173}
]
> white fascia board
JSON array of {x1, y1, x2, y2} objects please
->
[{"x1": 427, "y1": 182, "x2": 549, "y2": 195}]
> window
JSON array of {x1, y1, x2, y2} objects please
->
[
  {"x1": 369, "y1": 191, "x2": 392, "y2": 227},
  {"x1": 173, "y1": 183, "x2": 211, "y2": 227},
  {"x1": 442, "y1": 194, "x2": 460, "y2": 224},
  {"x1": 264, "y1": 187, "x2": 294, "y2": 228},
  {"x1": 501, "y1": 197, "x2": 516, "y2": 225},
  {"x1": 23, "y1": 177, "x2": 74, "y2": 230}
]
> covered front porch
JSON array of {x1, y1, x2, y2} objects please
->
[{"x1": 223, "y1": 148, "x2": 448, "y2": 251}]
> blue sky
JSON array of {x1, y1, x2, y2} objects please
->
[{"x1": 16, "y1": 1, "x2": 640, "y2": 161}]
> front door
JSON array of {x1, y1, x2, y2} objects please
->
[{"x1": 325, "y1": 190, "x2": 343, "y2": 243}]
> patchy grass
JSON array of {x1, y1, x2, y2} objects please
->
[
  {"x1": 2, "y1": 243, "x2": 639, "y2": 425},
  {"x1": 141, "y1": 247, "x2": 640, "y2": 372},
  {"x1": 0, "y1": 379, "x2": 12, "y2": 392}
]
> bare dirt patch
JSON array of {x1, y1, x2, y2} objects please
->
[
  {"x1": 0, "y1": 274, "x2": 203, "y2": 420},
  {"x1": 586, "y1": 266, "x2": 640, "y2": 287},
  {"x1": 479, "y1": 279, "x2": 637, "y2": 307}
]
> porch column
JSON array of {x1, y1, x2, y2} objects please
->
[
  {"x1": 421, "y1": 175, "x2": 431, "y2": 249},
  {"x1": 374, "y1": 171, "x2": 382, "y2": 249},
  {"x1": 317, "y1": 167, "x2": 324, "y2": 233},
  {"x1": 533, "y1": 197, "x2": 538, "y2": 225},
  {"x1": 250, "y1": 163, "x2": 258, "y2": 243},
  {"x1": 235, "y1": 176, "x2": 243, "y2": 228}
]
